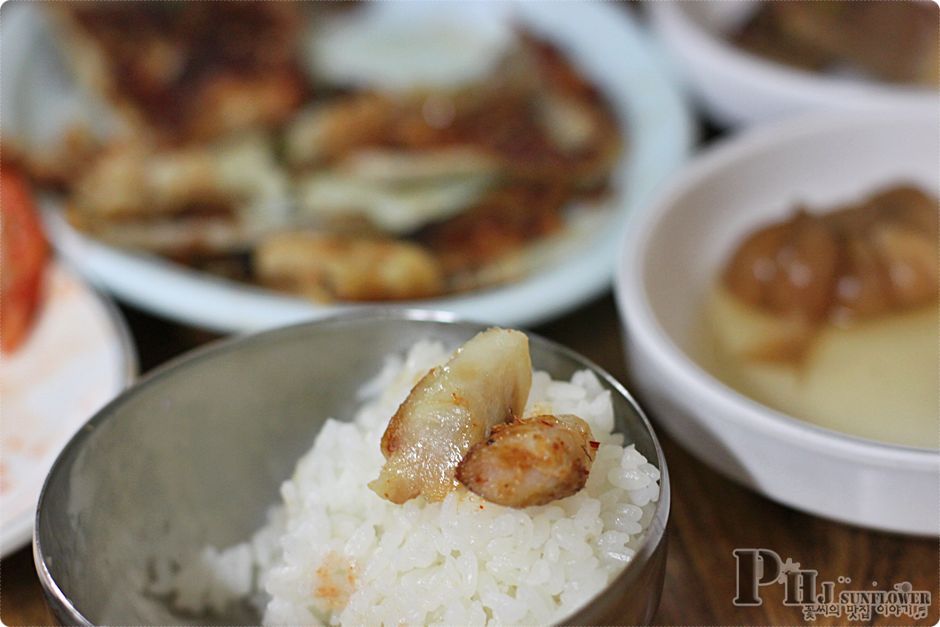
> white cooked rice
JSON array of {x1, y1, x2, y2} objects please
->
[{"x1": 158, "y1": 340, "x2": 661, "y2": 625}]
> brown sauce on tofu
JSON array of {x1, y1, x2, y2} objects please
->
[{"x1": 723, "y1": 185, "x2": 938, "y2": 351}]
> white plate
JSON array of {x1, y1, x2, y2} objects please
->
[
  {"x1": 2, "y1": 3, "x2": 693, "y2": 333},
  {"x1": 616, "y1": 108, "x2": 939, "y2": 535},
  {"x1": 0, "y1": 261, "x2": 136, "y2": 557},
  {"x1": 648, "y1": 1, "x2": 938, "y2": 128}
]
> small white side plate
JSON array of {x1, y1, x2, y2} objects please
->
[{"x1": 0, "y1": 261, "x2": 136, "y2": 557}]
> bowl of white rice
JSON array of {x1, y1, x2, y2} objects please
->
[{"x1": 35, "y1": 310, "x2": 670, "y2": 625}]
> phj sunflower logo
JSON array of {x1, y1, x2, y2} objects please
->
[{"x1": 733, "y1": 549, "x2": 932, "y2": 621}]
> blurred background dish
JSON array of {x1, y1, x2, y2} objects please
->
[
  {"x1": 616, "y1": 108, "x2": 939, "y2": 535},
  {"x1": 732, "y1": 1, "x2": 937, "y2": 86},
  {"x1": 648, "y1": 0, "x2": 939, "y2": 127},
  {"x1": 2, "y1": 2, "x2": 693, "y2": 332},
  {"x1": 0, "y1": 167, "x2": 135, "y2": 557}
]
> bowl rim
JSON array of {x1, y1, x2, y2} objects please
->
[
  {"x1": 649, "y1": 1, "x2": 937, "y2": 107},
  {"x1": 34, "y1": 308, "x2": 671, "y2": 625},
  {"x1": 616, "y1": 107, "x2": 939, "y2": 466}
]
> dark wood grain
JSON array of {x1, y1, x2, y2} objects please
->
[{"x1": 1, "y1": 296, "x2": 937, "y2": 625}]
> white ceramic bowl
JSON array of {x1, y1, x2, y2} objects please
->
[
  {"x1": 615, "y1": 108, "x2": 939, "y2": 535},
  {"x1": 648, "y1": 1, "x2": 939, "y2": 128}
]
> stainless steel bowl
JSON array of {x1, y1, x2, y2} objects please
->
[{"x1": 35, "y1": 311, "x2": 670, "y2": 625}]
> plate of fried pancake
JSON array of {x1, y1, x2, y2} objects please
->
[{"x1": 2, "y1": 2, "x2": 692, "y2": 331}]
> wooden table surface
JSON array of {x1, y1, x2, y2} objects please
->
[{"x1": 1, "y1": 295, "x2": 937, "y2": 625}]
